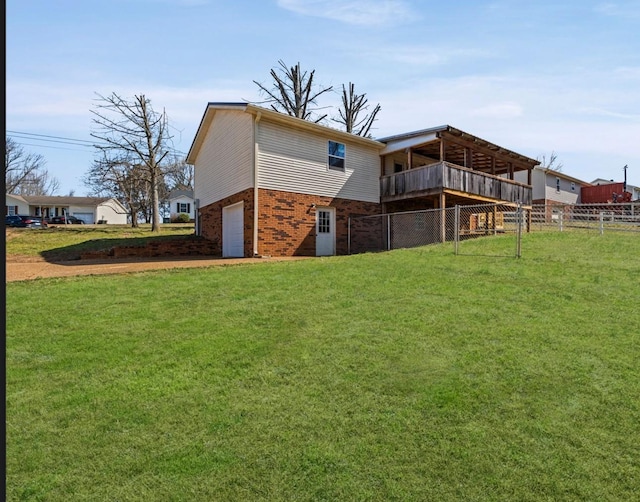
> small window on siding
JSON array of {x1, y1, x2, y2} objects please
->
[
  {"x1": 328, "y1": 141, "x2": 346, "y2": 171},
  {"x1": 571, "y1": 182, "x2": 576, "y2": 191},
  {"x1": 556, "y1": 177, "x2": 561, "y2": 193},
  {"x1": 177, "y1": 202, "x2": 190, "y2": 213}
]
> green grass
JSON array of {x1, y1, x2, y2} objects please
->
[
  {"x1": 6, "y1": 224, "x2": 194, "y2": 260},
  {"x1": 6, "y1": 232, "x2": 640, "y2": 501}
]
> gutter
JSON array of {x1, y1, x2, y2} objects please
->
[{"x1": 253, "y1": 112, "x2": 261, "y2": 256}]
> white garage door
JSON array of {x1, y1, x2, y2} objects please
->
[
  {"x1": 73, "y1": 213, "x2": 94, "y2": 224},
  {"x1": 222, "y1": 202, "x2": 244, "y2": 258}
]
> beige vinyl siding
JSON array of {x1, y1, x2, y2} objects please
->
[
  {"x1": 257, "y1": 120, "x2": 380, "y2": 203},
  {"x1": 96, "y1": 202, "x2": 128, "y2": 224},
  {"x1": 544, "y1": 173, "x2": 580, "y2": 204},
  {"x1": 194, "y1": 110, "x2": 254, "y2": 207}
]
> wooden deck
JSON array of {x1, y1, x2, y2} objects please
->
[{"x1": 380, "y1": 161, "x2": 532, "y2": 205}]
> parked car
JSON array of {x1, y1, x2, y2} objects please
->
[
  {"x1": 6, "y1": 215, "x2": 44, "y2": 228},
  {"x1": 50, "y1": 215, "x2": 85, "y2": 224},
  {"x1": 6, "y1": 215, "x2": 23, "y2": 226}
]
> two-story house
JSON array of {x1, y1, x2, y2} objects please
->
[
  {"x1": 186, "y1": 102, "x2": 538, "y2": 257},
  {"x1": 513, "y1": 167, "x2": 590, "y2": 206}
]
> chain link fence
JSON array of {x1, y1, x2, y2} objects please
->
[
  {"x1": 349, "y1": 203, "x2": 525, "y2": 258},
  {"x1": 531, "y1": 202, "x2": 640, "y2": 234},
  {"x1": 348, "y1": 202, "x2": 639, "y2": 258}
]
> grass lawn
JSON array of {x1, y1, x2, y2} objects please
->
[
  {"x1": 6, "y1": 232, "x2": 640, "y2": 501},
  {"x1": 6, "y1": 224, "x2": 194, "y2": 260}
]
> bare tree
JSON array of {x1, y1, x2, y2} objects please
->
[
  {"x1": 538, "y1": 151, "x2": 563, "y2": 172},
  {"x1": 164, "y1": 155, "x2": 194, "y2": 191},
  {"x1": 83, "y1": 157, "x2": 148, "y2": 227},
  {"x1": 254, "y1": 60, "x2": 333, "y2": 123},
  {"x1": 5, "y1": 137, "x2": 60, "y2": 195},
  {"x1": 90, "y1": 93, "x2": 173, "y2": 232},
  {"x1": 333, "y1": 82, "x2": 381, "y2": 137}
]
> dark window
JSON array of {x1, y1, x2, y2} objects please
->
[
  {"x1": 318, "y1": 210, "x2": 331, "y2": 233},
  {"x1": 328, "y1": 141, "x2": 345, "y2": 171}
]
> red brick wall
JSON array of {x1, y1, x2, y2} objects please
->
[
  {"x1": 197, "y1": 188, "x2": 381, "y2": 257},
  {"x1": 80, "y1": 236, "x2": 216, "y2": 260},
  {"x1": 198, "y1": 188, "x2": 255, "y2": 257},
  {"x1": 257, "y1": 189, "x2": 380, "y2": 256}
]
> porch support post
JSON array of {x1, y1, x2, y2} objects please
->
[
  {"x1": 491, "y1": 156, "x2": 496, "y2": 176},
  {"x1": 527, "y1": 167, "x2": 532, "y2": 186},
  {"x1": 439, "y1": 192, "x2": 446, "y2": 242},
  {"x1": 407, "y1": 148, "x2": 413, "y2": 170},
  {"x1": 440, "y1": 139, "x2": 445, "y2": 162},
  {"x1": 493, "y1": 205, "x2": 498, "y2": 235}
]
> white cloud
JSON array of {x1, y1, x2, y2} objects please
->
[
  {"x1": 277, "y1": 0, "x2": 415, "y2": 25},
  {"x1": 594, "y1": 2, "x2": 640, "y2": 19}
]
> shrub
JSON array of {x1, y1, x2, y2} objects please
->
[{"x1": 172, "y1": 213, "x2": 191, "y2": 223}]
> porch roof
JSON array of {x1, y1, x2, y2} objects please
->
[{"x1": 377, "y1": 125, "x2": 539, "y2": 174}]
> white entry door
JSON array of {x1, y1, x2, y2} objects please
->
[
  {"x1": 316, "y1": 207, "x2": 335, "y2": 256},
  {"x1": 222, "y1": 202, "x2": 244, "y2": 257}
]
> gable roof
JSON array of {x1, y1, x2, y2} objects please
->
[
  {"x1": 8, "y1": 195, "x2": 117, "y2": 206},
  {"x1": 168, "y1": 189, "x2": 194, "y2": 200},
  {"x1": 535, "y1": 167, "x2": 591, "y2": 186},
  {"x1": 186, "y1": 102, "x2": 385, "y2": 164}
]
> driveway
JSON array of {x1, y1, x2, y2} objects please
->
[{"x1": 6, "y1": 255, "x2": 310, "y2": 282}]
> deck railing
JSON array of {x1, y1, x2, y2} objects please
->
[{"x1": 380, "y1": 161, "x2": 532, "y2": 205}]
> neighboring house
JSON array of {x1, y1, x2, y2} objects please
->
[
  {"x1": 5, "y1": 194, "x2": 129, "y2": 224},
  {"x1": 168, "y1": 190, "x2": 195, "y2": 221},
  {"x1": 186, "y1": 102, "x2": 539, "y2": 258},
  {"x1": 514, "y1": 167, "x2": 590, "y2": 205}
]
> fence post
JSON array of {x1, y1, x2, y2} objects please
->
[
  {"x1": 387, "y1": 214, "x2": 391, "y2": 251},
  {"x1": 599, "y1": 212, "x2": 604, "y2": 235},
  {"x1": 348, "y1": 217, "x2": 351, "y2": 255},
  {"x1": 516, "y1": 203, "x2": 522, "y2": 258},
  {"x1": 559, "y1": 211, "x2": 563, "y2": 232},
  {"x1": 454, "y1": 205, "x2": 460, "y2": 255}
]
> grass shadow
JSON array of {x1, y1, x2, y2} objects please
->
[{"x1": 40, "y1": 234, "x2": 196, "y2": 263}]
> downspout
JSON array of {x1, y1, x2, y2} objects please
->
[{"x1": 253, "y1": 112, "x2": 261, "y2": 257}]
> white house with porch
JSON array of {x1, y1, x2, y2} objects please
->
[{"x1": 6, "y1": 194, "x2": 129, "y2": 224}]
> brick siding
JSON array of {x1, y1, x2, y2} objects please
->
[
  {"x1": 197, "y1": 188, "x2": 381, "y2": 257},
  {"x1": 80, "y1": 236, "x2": 217, "y2": 260}
]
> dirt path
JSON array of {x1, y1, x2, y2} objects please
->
[{"x1": 6, "y1": 255, "x2": 310, "y2": 282}]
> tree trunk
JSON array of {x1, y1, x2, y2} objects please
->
[{"x1": 150, "y1": 169, "x2": 160, "y2": 232}]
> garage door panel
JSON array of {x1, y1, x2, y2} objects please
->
[
  {"x1": 73, "y1": 213, "x2": 94, "y2": 224},
  {"x1": 222, "y1": 202, "x2": 244, "y2": 258}
]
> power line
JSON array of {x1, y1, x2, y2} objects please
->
[
  {"x1": 6, "y1": 130, "x2": 95, "y2": 147},
  {"x1": 10, "y1": 140, "x2": 94, "y2": 153},
  {"x1": 8, "y1": 130, "x2": 188, "y2": 158}
]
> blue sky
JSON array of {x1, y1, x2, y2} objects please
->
[{"x1": 6, "y1": 0, "x2": 640, "y2": 194}]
